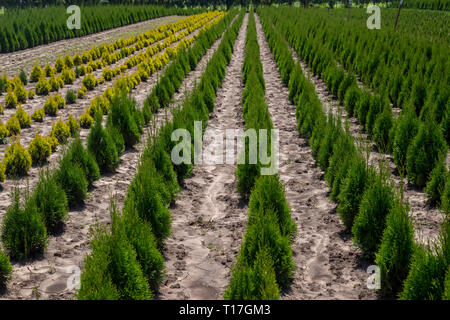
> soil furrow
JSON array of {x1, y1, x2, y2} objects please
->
[
  {"x1": 255, "y1": 14, "x2": 376, "y2": 300},
  {"x1": 158, "y1": 14, "x2": 249, "y2": 301}
]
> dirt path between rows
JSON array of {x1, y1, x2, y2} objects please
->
[
  {"x1": 255, "y1": 15, "x2": 377, "y2": 300},
  {"x1": 0, "y1": 17, "x2": 234, "y2": 301},
  {"x1": 158, "y1": 14, "x2": 249, "y2": 300},
  {"x1": 290, "y1": 49, "x2": 443, "y2": 246},
  {"x1": 0, "y1": 15, "x2": 183, "y2": 78}
]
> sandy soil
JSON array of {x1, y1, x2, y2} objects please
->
[
  {"x1": 158, "y1": 14, "x2": 249, "y2": 300},
  {"x1": 255, "y1": 15, "x2": 377, "y2": 300},
  {"x1": 0, "y1": 16, "x2": 183, "y2": 78},
  {"x1": 292, "y1": 51, "x2": 443, "y2": 246},
  {"x1": 0, "y1": 16, "x2": 233, "y2": 300}
]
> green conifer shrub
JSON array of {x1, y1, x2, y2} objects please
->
[
  {"x1": 375, "y1": 199, "x2": 415, "y2": 297},
  {"x1": 352, "y1": 172, "x2": 395, "y2": 258},
  {"x1": 33, "y1": 168, "x2": 68, "y2": 233},
  {"x1": 1, "y1": 187, "x2": 47, "y2": 260}
]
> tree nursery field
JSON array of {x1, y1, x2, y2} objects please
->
[{"x1": 0, "y1": 0, "x2": 448, "y2": 303}]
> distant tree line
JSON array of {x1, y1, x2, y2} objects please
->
[{"x1": 1, "y1": 0, "x2": 448, "y2": 11}]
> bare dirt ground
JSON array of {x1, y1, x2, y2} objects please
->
[
  {"x1": 158, "y1": 14, "x2": 249, "y2": 300},
  {"x1": 0, "y1": 15, "x2": 182, "y2": 78},
  {"x1": 255, "y1": 15, "x2": 377, "y2": 300},
  {"x1": 0, "y1": 17, "x2": 233, "y2": 300},
  {"x1": 292, "y1": 53, "x2": 443, "y2": 246}
]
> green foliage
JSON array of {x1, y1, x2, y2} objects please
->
[
  {"x1": 406, "y1": 118, "x2": 447, "y2": 189},
  {"x1": 67, "y1": 113, "x2": 80, "y2": 137},
  {"x1": 64, "y1": 137, "x2": 100, "y2": 188},
  {"x1": 248, "y1": 175, "x2": 296, "y2": 239},
  {"x1": 82, "y1": 74, "x2": 97, "y2": 91},
  {"x1": 56, "y1": 153, "x2": 88, "y2": 209},
  {"x1": 343, "y1": 85, "x2": 361, "y2": 117},
  {"x1": 15, "y1": 106, "x2": 32, "y2": 128},
  {"x1": 443, "y1": 268, "x2": 450, "y2": 300},
  {"x1": 373, "y1": 105, "x2": 394, "y2": 152},
  {"x1": 35, "y1": 77, "x2": 51, "y2": 96},
  {"x1": 30, "y1": 65, "x2": 42, "y2": 83},
  {"x1": 1, "y1": 187, "x2": 47, "y2": 261},
  {"x1": 375, "y1": 199, "x2": 415, "y2": 297},
  {"x1": 124, "y1": 159, "x2": 171, "y2": 248},
  {"x1": 338, "y1": 156, "x2": 373, "y2": 230},
  {"x1": 236, "y1": 12, "x2": 273, "y2": 198},
  {"x1": 424, "y1": 158, "x2": 447, "y2": 207},
  {"x1": 120, "y1": 201, "x2": 165, "y2": 293},
  {"x1": 19, "y1": 69, "x2": 27, "y2": 86},
  {"x1": 106, "y1": 94, "x2": 140, "y2": 149},
  {"x1": 79, "y1": 113, "x2": 94, "y2": 129},
  {"x1": 44, "y1": 97, "x2": 58, "y2": 116},
  {"x1": 50, "y1": 119, "x2": 71, "y2": 144},
  {"x1": 65, "y1": 89, "x2": 77, "y2": 104},
  {"x1": 356, "y1": 90, "x2": 371, "y2": 129},
  {"x1": 399, "y1": 219, "x2": 450, "y2": 300},
  {"x1": 28, "y1": 132, "x2": 52, "y2": 166},
  {"x1": 108, "y1": 203, "x2": 153, "y2": 300},
  {"x1": 4, "y1": 139, "x2": 32, "y2": 177},
  {"x1": 0, "y1": 5, "x2": 203, "y2": 54},
  {"x1": 77, "y1": 225, "x2": 120, "y2": 300},
  {"x1": 5, "y1": 90, "x2": 18, "y2": 109},
  {"x1": 14, "y1": 84, "x2": 28, "y2": 104},
  {"x1": 88, "y1": 115, "x2": 120, "y2": 173},
  {"x1": 238, "y1": 205, "x2": 294, "y2": 290},
  {"x1": 224, "y1": 248, "x2": 280, "y2": 300},
  {"x1": 352, "y1": 172, "x2": 395, "y2": 258},
  {"x1": 33, "y1": 168, "x2": 68, "y2": 233},
  {"x1": 31, "y1": 108, "x2": 45, "y2": 122},
  {"x1": 393, "y1": 107, "x2": 420, "y2": 170},
  {"x1": 0, "y1": 249, "x2": 12, "y2": 288},
  {"x1": 0, "y1": 121, "x2": 9, "y2": 141}
]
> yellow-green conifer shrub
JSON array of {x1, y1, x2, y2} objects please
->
[
  {"x1": 5, "y1": 90, "x2": 18, "y2": 109},
  {"x1": 46, "y1": 136, "x2": 59, "y2": 152},
  {"x1": 14, "y1": 84, "x2": 28, "y2": 104},
  {"x1": 0, "y1": 121, "x2": 9, "y2": 142},
  {"x1": 43, "y1": 96, "x2": 58, "y2": 116},
  {"x1": 32, "y1": 108, "x2": 45, "y2": 122},
  {"x1": 30, "y1": 65, "x2": 42, "y2": 82},
  {"x1": 3, "y1": 138, "x2": 32, "y2": 177},
  {"x1": 35, "y1": 77, "x2": 51, "y2": 96},
  {"x1": 50, "y1": 119, "x2": 71, "y2": 144},
  {"x1": 79, "y1": 113, "x2": 94, "y2": 129},
  {"x1": 44, "y1": 64, "x2": 54, "y2": 77},
  {"x1": 28, "y1": 132, "x2": 52, "y2": 166},
  {"x1": 67, "y1": 113, "x2": 80, "y2": 136},
  {"x1": 15, "y1": 106, "x2": 32, "y2": 128},
  {"x1": 55, "y1": 57, "x2": 64, "y2": 73},
  {"x1": 6, "y1": 116, "x2": 21, "y2": 136}
]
